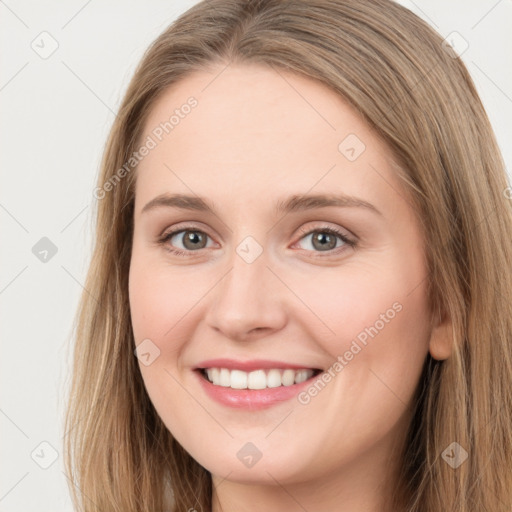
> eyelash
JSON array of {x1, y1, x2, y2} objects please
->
[{"x1": 157, "y1": 224, "x2": 356, "y2": 258}]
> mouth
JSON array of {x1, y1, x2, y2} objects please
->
[{"x1": 195, "y1": 367, "x2": 323, "y2": 390}]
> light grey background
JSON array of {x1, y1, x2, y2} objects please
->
[{"x1": 1, "y1": 0, "x2": 510, "y2": 510}]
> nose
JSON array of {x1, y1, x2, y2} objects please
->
[{"x1": 204, "y1": 247, "x2": 287, "y2": 342}]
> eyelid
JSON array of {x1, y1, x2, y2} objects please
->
[
  {"x1": 294, "y1": 222, "x2": 354, "y2": 243},
  {"x1": 158, "y1": 223, "x2": 217, "y2": 251},
  {"x1": 291, "y1": 223, "x2": 356, "y2": 254},
  {"x1": 158, "y1": 220, "x2": 213, "y2": 239}
]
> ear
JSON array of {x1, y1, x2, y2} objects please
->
[{"x1": 429, "y1": 308, "x2": 453, "y2": 360}]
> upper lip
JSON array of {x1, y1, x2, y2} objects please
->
[{"x1": 195, "y1": 358, "x2": 322, "y2": 372}]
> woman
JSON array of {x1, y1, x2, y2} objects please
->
[{"x1": 64, "y1": 0, "x2": 512, "y2": 511}]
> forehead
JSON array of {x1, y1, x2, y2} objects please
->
[{"x1": 134, "y1": 63, "x2": 405, "y2": 216}]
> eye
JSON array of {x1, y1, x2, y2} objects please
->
[
  {"x1": 157, "y1": 225, "x2": 215, "y2": 256},
  {"x1": 293, "y1": 225, "x2": 356, "y2": 256},
  {"x1": 157, "y1": 224, "x2": 356, "y2": 257}
]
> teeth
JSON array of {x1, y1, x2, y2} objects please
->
[
  {"x1": 231, "y1": 369, "x2": 248, "y2": 389},
  {"x1": 282, "y1": 369, "x2": 296, "y2": 386},
  {"x1": 248, "y1": 369, "x2": 266, "y2": 389},
  {"x1": 219, "y1": 368, "x2": 231, "y2": 387},
  {"x1": 294, "y1": 369, "x2": 309, "y2": 384},
  {"x1": 203, "y1": 368, "x2": 316, "y2": 389},
  {"x1": 267, "y1": 369, "x2": 282, "y2": 388}
]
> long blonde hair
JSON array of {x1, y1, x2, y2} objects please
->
[{"x1": 63, "y1": 1, "x2": 512, "y2": 510}]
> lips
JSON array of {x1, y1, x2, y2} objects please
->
[{"x1": 193, "y1": 362, "x2": 323, "y2": 409}]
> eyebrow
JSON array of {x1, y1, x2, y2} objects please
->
[{"x1": 141, "y1": 193, "x2": 382, "y2": 217}]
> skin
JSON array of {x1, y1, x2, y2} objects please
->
[{"x1": 128, "y1": 62, "x2": 452, "y2": 512}]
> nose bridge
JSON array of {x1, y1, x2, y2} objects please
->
[{"x1": 205, "y1": 238, "x2": 285, "y2": 340}]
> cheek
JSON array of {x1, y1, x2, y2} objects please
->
[
  {"x1": 296, "y1": 254, "x2": 429, "y2": 338},
  {"x1": 295, "y1": 253, "x2": 431, "y2": 394},
  {"x1": 128, "y1": 254, "x2": 200, "y2": 441},
  {"x1": 128, "y1": 251, "x2": 200, "y2": 344},
  {"x1": 284, "y1": 262, "x2": 430, "y2": 466},
  {"x1": 129, "y1": 266, "x2": 172, "y2": 344}
]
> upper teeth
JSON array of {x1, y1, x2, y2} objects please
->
[{"x1": 204, "y1": 368, "x2": 315, "y2": 389}]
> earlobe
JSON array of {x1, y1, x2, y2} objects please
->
[{"x1": 428, "y1": 310, "x2": 454, "y2": 360}]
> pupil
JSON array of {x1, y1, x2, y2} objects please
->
[
  {"x1": 314, "y1": 232, "x2": 335, "y2": 251},
  {"x1": 185, "y1": 232, "x2": 203, "y2": 249}
]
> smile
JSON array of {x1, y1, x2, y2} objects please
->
[{"x1": 199, "y1": 367, "x2": 322, "y2": 390}]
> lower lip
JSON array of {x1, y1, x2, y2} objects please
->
[{"x1": 194, "y1": 370, "x2": 319, "y2": 410}]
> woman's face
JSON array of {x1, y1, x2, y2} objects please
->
[{"x1": 129, "y1": 63, "x2": 450, "y2": 502}]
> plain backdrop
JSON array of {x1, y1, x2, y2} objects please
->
[{"x1": 1, "y1": 0, "x2": 511, "y2": 510}]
